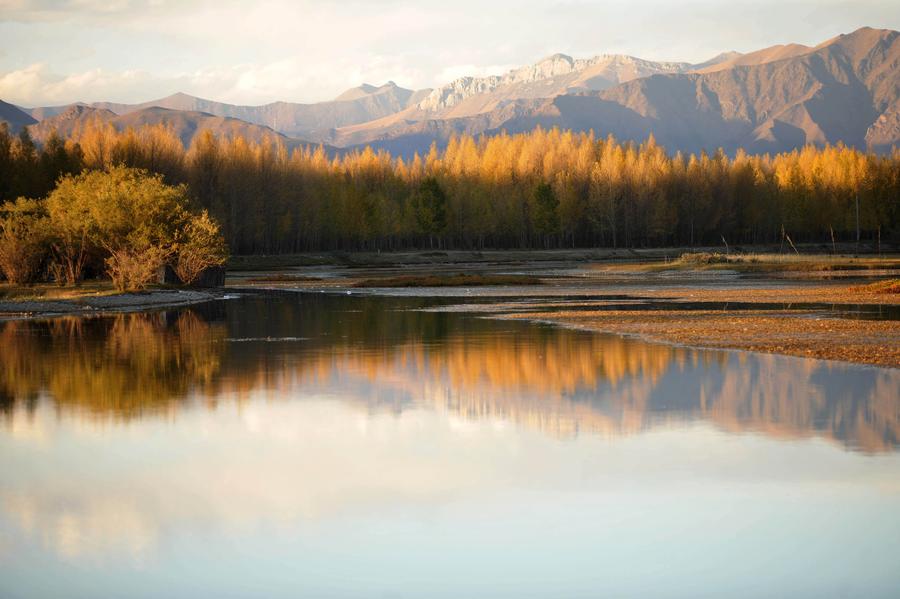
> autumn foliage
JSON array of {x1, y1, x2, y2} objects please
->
[
  {"x1": 1, "y1": 119, "x2": 898, "y2": 256},
  {"x1": 0, "y1": 198, "x2": 50, "y2": 284},
  {"x1": 0, "y1": 162, "x2": 228, "y2": 290}
]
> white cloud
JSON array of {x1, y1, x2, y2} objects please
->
[
  {"x1": 1, "y1": 0, "x2": 898, "y2": 106},
  {"x1": 0, "y1": 58, "x2": 436, "y2": 106},
  {"x1": 0, "y1": 63, "x2": 161, "y2": 106}
]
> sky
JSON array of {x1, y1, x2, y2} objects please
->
[{"x1": 1, "y1": 0, "x2": 898, "y2": 107}]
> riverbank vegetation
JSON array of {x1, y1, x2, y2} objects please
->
[
  {"x1": 657, "y1": 252, "x2": 900, "y2": 272},
  {"x1": 0, "y1": 280, "x2": 119, "y2": 302},
  {"x1": 1, "y1": 122, "x2": 897, "y2": 255},
  {"x1": 852, "y1": 279, "x2": 900, "y2": 294},
  {"x1": 0, "y1": 165, "x2": 227, "y2": 290}
]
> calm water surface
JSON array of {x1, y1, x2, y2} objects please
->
[{"x1": 1, "y1": 292, "x2": 899, "y2": 598}]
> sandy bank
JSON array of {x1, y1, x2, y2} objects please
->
[
  {"x1": 629, "y1": 284, "x2": 900, "y2": 306},
  {"x1": 416, "y1": 283, "x2": 899, "y2": 368},
  {"x1": 502, "y1": 309, "x2": 899, "y2": 368},
  {"x1": 0, "y1": 289, "x2": 221, "y2": 318}
]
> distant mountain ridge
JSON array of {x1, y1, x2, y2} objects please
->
[
  {"x1": 590, "y1": 26, "x2": 900, "y2": 153},
  {"x1": 23, "y1": 82, "x2": 429, "y2": 140},
  {"x1": 0, "y1": 100, "x2": 38, "y2": 133},
  {"x1": 327, "y1": 27, "x2": 900, "y2": 156},
  {"x1": 690, "y1": 43, "x2": 813, "y2": 73},
  {"x1": 416, "y1": 53, "x2": 692, "y2": 114},
  {"x1": 9, "y1": 27, "x2": 900, "y2": 156},
  {"x1": 27, "y1": 104, "x2": 325, "y2": 152}
]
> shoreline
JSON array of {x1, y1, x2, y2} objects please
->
[
  {"x1": 253, "y1": 278, "x2": 899, "y2": 368},
  {"x1": 0, "y1": 289, "x2": 223, "y2": 319},
  {"x1": 226, "y1": 246, "x2": 900, "y2": 270},
  {"x1": 2, "y1": 262, "x2": 897, "y2": 368}
]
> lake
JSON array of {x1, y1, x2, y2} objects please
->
[{"x1": 1, "y1": 291, "x2": 899, "y2": 598}]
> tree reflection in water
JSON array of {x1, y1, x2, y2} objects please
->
[
  {"x1": 0, "y1": 292, "x2": 897, "y2": 452},
  {"x1": 0, "y1": 308, "x2": 227, "y2": 419}
]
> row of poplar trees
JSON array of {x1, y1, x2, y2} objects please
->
[{"x1": 1, "y1": 120, "x2": 897, "y2": 254}]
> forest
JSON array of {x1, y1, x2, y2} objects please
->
[{"x1": 1, "y1": 120, "x2": 898, "y2": 254}]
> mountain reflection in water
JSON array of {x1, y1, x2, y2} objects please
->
[{"x1": 1, "y1": 292, "x2": 897, "y2": 453}]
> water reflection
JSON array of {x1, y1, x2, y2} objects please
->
[
  {"x1": 1, "y1": 293, "x2": 897, "y2": 452},
  {"x1": 2, "y1": 292, "x2": 900, "y2": 598},
  {"x1": 0, "y1": 310, "x2": 226, "y2": 418}
]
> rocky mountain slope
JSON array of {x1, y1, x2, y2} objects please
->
[
  {"x1": 11, "y1": 26, "x2": 899, "y2": 157},
  {"x1": 0, "y1": 100, "x2": 38, "y2": 133},
  {"x1": 24, "y1": 82, "x2": 426, "y2": 140},
  {"x1": 416, "y1": 53, "x2": 692, "y2": 116},
  {"x1": 333, "y1": 27, "x2": 900, "y2": 156},
  {"x1": 27, "y1": 104, "x2": 319, "y2": 151}
]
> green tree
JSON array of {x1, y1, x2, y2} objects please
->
[
  {"x1": 10, "y1": 128, "x2": 41, "y2": 200},
  {"x1": 412, "y1": 177, "x2": 447, "y2": 248},
  {"x1": 0, "y1": 123, "x2": 13, "y2": 202},
  {"x1": 531, "y1": 181, "x2": 560, "y2": 245},
  {"x1": 39, "y1": 131, "x2": 83, "y2": 196}
]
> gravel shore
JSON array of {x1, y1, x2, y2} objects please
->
[{"x1": 0, "y1": 289, "x2": 221, "y2": 318}]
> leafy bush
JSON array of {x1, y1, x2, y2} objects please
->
[
  {"x1": 677, "y1": 252, "x2": 730, "y2": 265},
  {"x1": 44, "y1": 166, "x2": 227, "y2": 291},
  {"x1": 174, "y1": 210, "x2": 228, "y2": 285},
  {"x1": 0, "y1": 198, "x2": 50, "y2": 285},
  {"x1": 853, "y1": 279, "x2": 900, "y2": 294},
  {"x1": 106, "y1": 244, "x2": 173, "y2": 292}
]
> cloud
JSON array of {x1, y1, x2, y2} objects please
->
[
  {"x1": 0, "y1": 0, "x2": 190, "y2": 22},
  {"x1": 0, "y1": 397, "x2": 522, "y2": 560},
  {"x1": 0, "y1": 60, "x2": 414, "y2": 106},
  {"x1": 1, "y1": 0, "x2": 898, "y2": 106},
  {"x1": 0, "y1": 63, "x2": 159, "y2": 106}
]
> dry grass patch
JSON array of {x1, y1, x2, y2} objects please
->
[
  {"x1": 663, "y1": 252, "x2": 900, "y2": 272},
  {"x1": 0, "y1": 281, "x2": 120, "y2": 302},
  {"x1": 852, "y1": 279, "x2": 900, "y2": 294}
]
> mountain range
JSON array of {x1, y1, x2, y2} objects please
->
[
  {"x1": 23, "y1": 104, "x2": 315, "y2": 151},
  {"x1": 1, "y1": 100, "x2": 38, "y2": 133},
  {"x1": 3, "y1": 26, "x2": 898, "y2": 157},
  {"x1": 21, "y1": 82, "x2": 425, "y2": 141}
]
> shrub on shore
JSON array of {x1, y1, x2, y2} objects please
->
[
  {"x1": 1, "y1": 166, "x2": 228, "y2": 291},
  {"x1": 106, "y1": 244, "x2": 173, "y2": 291},
  {"x1": 676, "y1": 252, "x2": 732, "y2": 265},
  {"x1": 174, "y1": 211, "x2": 228, "y2": 285},
  {"x1": 0, "y1": 198, "x2": 50, "y2": 285},
  {"x1": 673, "y1": 252, "x2": 893, "y2": 272}
]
